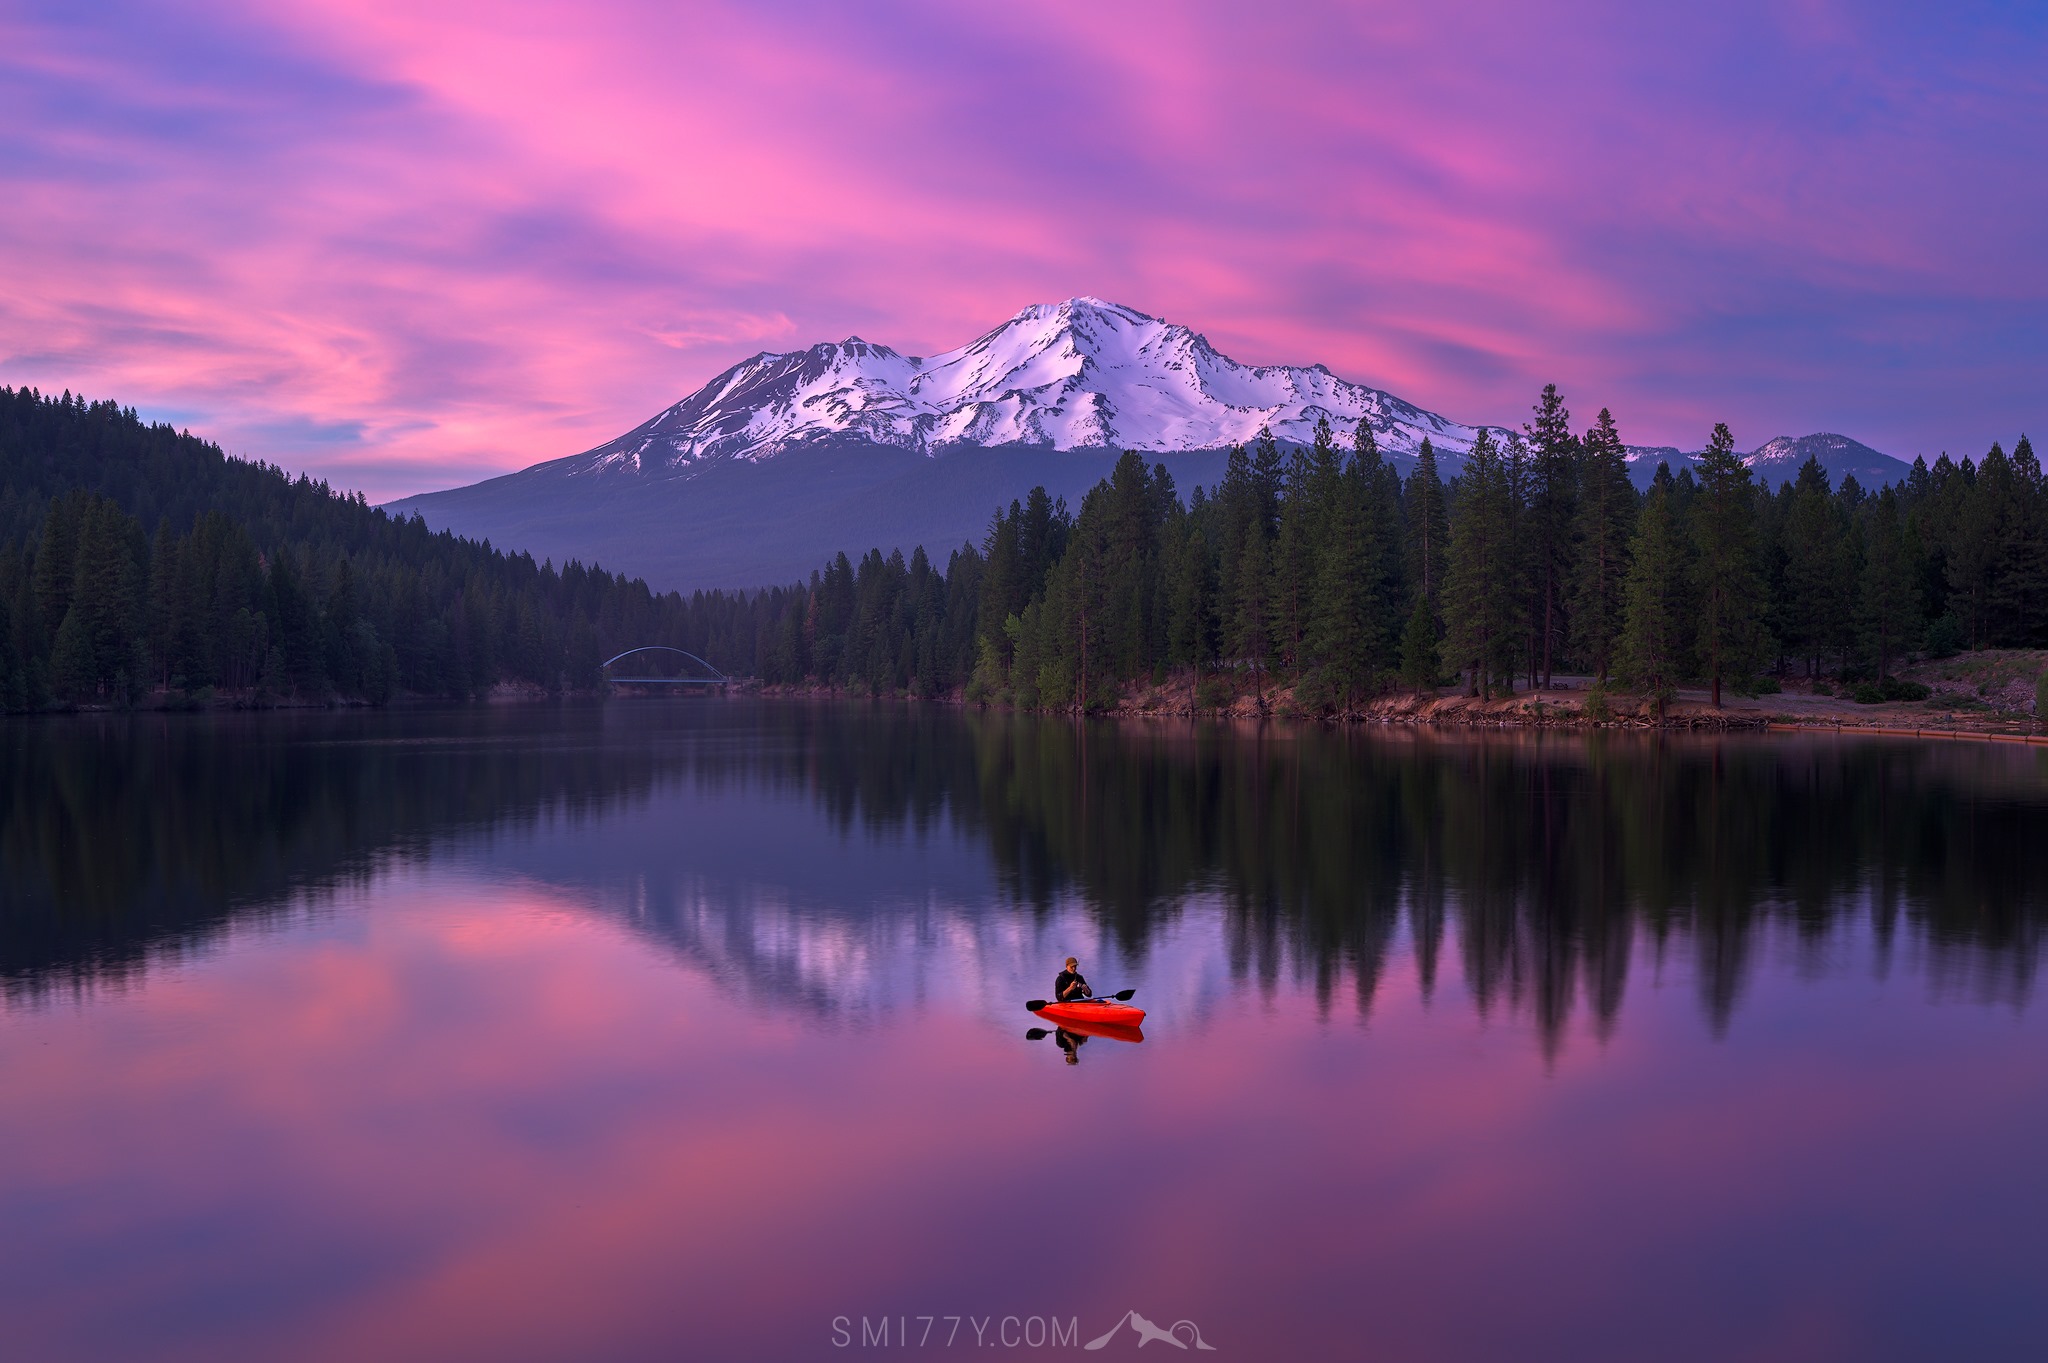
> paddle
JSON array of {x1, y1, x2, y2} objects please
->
[{"x1": 1025, "y1": 988, "x2": 1136, "y2": 1012}]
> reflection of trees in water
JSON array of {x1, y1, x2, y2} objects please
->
[
  {"x1": 940, "y1": 718, "x2": 2046, "y2": 1047},
  {"x1": 0, "y1": 707, "x2": 663, "y2": 1002},
  {"x1": 3, "y1": 704, "x2": 2043, "y2": 1045}
]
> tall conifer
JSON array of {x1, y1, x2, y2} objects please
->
[
  {"x1": 1618, "y1": 466, "x2": 1690, "y2": 717},
  {"x1": 1571, "y1": 408, "x2": 1635, "y2": 682},
  {"x1": 1231, "y1": 528, "x2": 1274, "y2": 703},
  {"x1": 1440, "y1": 431, "x2": 1519, "y2": 696},
  {"x1": 1524, "y1": 384, "x2": 1579, "y2": 686},
  {"x1": 1405, "y1": 438, "x2": 1450, "y2": 616},
  {"x1": 1273, "y1": 424, "x2": 1328, "y2": 672},
  {"x1": 1860, "y1": 487, "x2": 1920, "y2": 679},
  {"x1": 1783, "y1": 457, "x2": 1846, "y2": 673},
  {"x1": 1692, "y1": 423, "x2": 1767, "y2": 707},
  {"x1": 1307, "y1": 423, "x2": 1385, "y2": 701}
]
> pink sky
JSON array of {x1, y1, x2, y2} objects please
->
[{"x1": 3, "y1": 0, "x2": 2044, "y2": 499}]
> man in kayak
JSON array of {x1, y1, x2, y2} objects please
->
[{"x1": 1054, "y1": 957, "x2": 1092, "y2": 1003}]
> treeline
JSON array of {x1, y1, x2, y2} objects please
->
[
  {"x1": 8, "y1": 382, "x2": 2039, "y2": 713},
  {"x1": 0, "y1": 386, "x2": 708, "y2": 709},
  {"x1": 678, "y1": 386, "x2": 2044, "y2": 710}
]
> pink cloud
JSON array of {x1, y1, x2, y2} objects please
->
[{"x1": 1, "y1": 0, "x2": 2041, "y2": 500}]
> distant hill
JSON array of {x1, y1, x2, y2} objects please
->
[{"x1": 1625, "y1": 432, "x2": 1908, "y2": 491}]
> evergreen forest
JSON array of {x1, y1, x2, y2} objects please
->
[{"x1": 1, "y1": 386, "x2": 705, "y2": 708}]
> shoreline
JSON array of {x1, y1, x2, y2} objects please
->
[
  {"x1": 16, "y1": 677, "x2": 2044, "y2": 742},
  {"x1": 755, "y1": 677, "x2": 2047, "y2": 740}
]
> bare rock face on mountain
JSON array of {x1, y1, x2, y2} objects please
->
[{"x1": 389, "y1": 298, "x2": 1903, "y2": 589}]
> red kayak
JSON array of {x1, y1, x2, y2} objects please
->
[
  {"x1": 1032, "y1": 998, "x2": 1146, "y2": 1029},
  {"x1": 1046, "y1": 1016, "x2": 1145, "y2": 1044}
]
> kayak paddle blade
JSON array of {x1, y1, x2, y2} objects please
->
[{"x1": 1025, "y1": 999, "x2": 1047, "y2": 1012}]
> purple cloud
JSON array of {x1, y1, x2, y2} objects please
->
[{"x1": 1, "y1": 0, "x2": 2041, "y2": 499}]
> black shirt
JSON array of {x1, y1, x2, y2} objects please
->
[{"x1": 1054, "y1": 969, "x2": 1089, "y2": 1001}]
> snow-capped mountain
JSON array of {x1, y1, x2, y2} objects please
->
[
  {"x1": 568, "y1": 297, "x2": 1498, "y2": 479},
  {"x1": 389, "y1": 298, "x2": 1904, "y2": 589}
]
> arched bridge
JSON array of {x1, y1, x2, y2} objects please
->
[{"x1": 601, "y1": 647, "x2": 730, "y2": 687}]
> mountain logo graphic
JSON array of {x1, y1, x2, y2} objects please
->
[{"x1": 1084, "y1": 1310, "x2": 1217, "y2": 1350}]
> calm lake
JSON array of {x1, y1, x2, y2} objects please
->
[{"x1": 3, "y1": 702, "x2": 2045, "y2": 1362}]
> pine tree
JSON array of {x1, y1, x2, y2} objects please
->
[
  {"x1": 1782, "y1": 456, "x2": 1845, "y2": 673},
  {"x1": 0, "y1": 589, "x2": 21, "y2": 712},
  {"x1": 1214, "y1": 443, "x2": 1254, "y2": 620},
  {"x1": 50, "y1": 600, "x2": 96, "y2": 702},
  {"x1": 3, "y1": 546, "x2": 46, "y2": 706},
  {"x1": 1273, "y1": 425, "x2": 1325, "y2": 673},
  {"x1": 31, "y1": 490, "x2": 87, "y2": 643},
  {"x1": 1306, "y1": 422, "x2": 1389, "y2": 702},
  {"x1": 1440, "y1": 430, "x2": 1519, "y2": 696},
  {"x1": 1404, "y1": 437, "x2": 1450, "y2": 616},
  {"x1": 1571, "y1": 408, "x2": 1635, "y2": 682},
  {"x1": 1249, "y1": 427, "x2": 1284, "y2": 531},
  {"x1": 1399, "y1": 596, "x2": 1438, "y2": 691},
  {"x1": 1231, "y1": 525, "x2": 1274, "y2": 704},
  {"x1": 1523, "y1": 384, "x2": 1579, "y2": 686},
  {"x1": 1503, "y1": 434, "x2": 1536, "y2": 687},
  {"x1": 1860, "y1": 486, "x2": 1920, "y2": 680},
  {"x1": 55, "y1": 497, "x2": 147, "y2": 700},
  {"x1": 326, "y1": 557, "x2": 364, "y2": 695},
  {"x1": 1692, "y1": 423, "x2": 1767, "y2": 707},
  {"x1": 1986, "y1": 434, "x2": 2047, "y2": 645},
  {"x1": 1166, "y1": 518, "x2": 1217, "y2": 682},
  {"x1": 1358, "y1": 419, "x2": 1405, "y2": 645},
  {"x1": 1618, "y1": 467, "x2": 1690, "y2": 717},
  {"x1": 1096, "y1": 451, "x2": 1166, "y2": 680},
  {"x1": 147, "y1": 522, "x2": 178, "y2": 687},
  {"x1": 1946, "y1": 452, "x2": 1993, "y2": 648}
]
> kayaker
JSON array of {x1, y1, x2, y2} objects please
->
[{"x1": 1054, "y1": 957, "x2": 1092, "y2": 1002}]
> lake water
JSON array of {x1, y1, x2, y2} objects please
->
[{"x1": 3, "y1": 702, "x2": 2045, "y2": 1363}]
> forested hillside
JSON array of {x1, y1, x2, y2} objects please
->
[
  {"x1": 672, "y1": 386, "x2": 2046, "y2": 712},
  {"x1": 5, "y1": 383, "x2": 2040, "y2": 716},
  {"x1": 0, "y1": 387, "x2": 705, "y2": 709}
]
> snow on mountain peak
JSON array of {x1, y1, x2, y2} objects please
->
[{"x1": 574, "y1": 300, "x2": 1505, "y2": 479}]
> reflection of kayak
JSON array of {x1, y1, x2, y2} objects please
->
[
  {"x1": 1051, "y1": 1017, "x2": 1145, "y2": 1044},
  {"x1": 1033, "y1": 999, "x2": 1146, "y2": 1029}
]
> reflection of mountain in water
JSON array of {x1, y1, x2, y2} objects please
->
[{"x1": 3, "y1": 704, "x2": 2043, "y2": 1046}]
